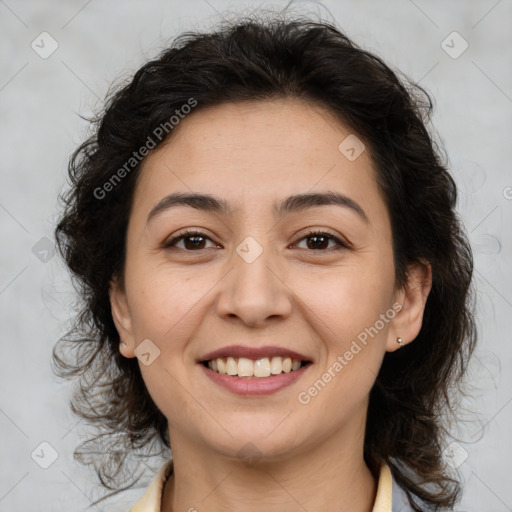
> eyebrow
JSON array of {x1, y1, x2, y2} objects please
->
[{"x1": 146, "y1": 191, "x2": 369, "y2": 225}]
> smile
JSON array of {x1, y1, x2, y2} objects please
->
[
  {"x1": 203, "y1": 356, "x2": 306, "y2": 378},
  {"x1": 200, "y1": 357, "x2": 313, "y2": 396}
]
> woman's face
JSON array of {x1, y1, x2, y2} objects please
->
[{"x1": 110, "y1": 98, "x2": 426, "y2": 462}]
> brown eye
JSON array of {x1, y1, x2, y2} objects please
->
[
  {"x1": 294, "y1": 231, "x2": 349, "y2": 251},
  {"x1": 163, "y1": 230, "x2": 217, "y2": 251},
  {"x1": 162, "y1": 229, "x2": 348, "y2": 252}
]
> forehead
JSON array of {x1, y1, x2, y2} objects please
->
[{"x1": 131, "y1": 98, "x2": 387, "y2": 227}]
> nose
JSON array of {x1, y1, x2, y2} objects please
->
[{"x1": 215, "y1": 241, "x2": 293, "y2": 328}]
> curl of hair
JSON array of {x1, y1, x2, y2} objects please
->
[{"x1": 53, "y1": 12, "x2": 477, "y2": 510}]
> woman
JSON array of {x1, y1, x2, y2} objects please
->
[{"x1": 53, "y1": 13, "x2": 477, "y2": 512}]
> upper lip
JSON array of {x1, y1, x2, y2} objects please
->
[{"x1": 199, "y1": 345, "x2": 312, "y2": 363}]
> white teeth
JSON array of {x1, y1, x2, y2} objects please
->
[
  {"x1": 270, "y1": 356, "x2": 282, "y2": 375},
  {"x1": 253, "y1": 357, "x2": 271, "y2": 377},
  {"x1": 237, "y1": 357, "x2": 254, "y2": 377},
  {"x1": 207, "y1": 356, "x2": 305, "y2": 378},
  {"x1": 226, "y1": 356, "x2": 237, "y2": 375}
]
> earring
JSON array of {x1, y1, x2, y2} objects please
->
[
  {"x1": 120, "y1": 342, "x2": 127, "y2": 348},
  {"x1": 396, "y1": 337, "x2": 404, "y2": 348}
]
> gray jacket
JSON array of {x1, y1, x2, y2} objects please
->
[{"x1": 392, "y1": 474, "x2": 434, "y2": 512}]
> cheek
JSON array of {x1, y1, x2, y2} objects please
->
[
  {"x1": 291, "y1": 260, "x2": 394, "y2": 342},
  {"x1": 127, "y1": 264, "x2": 211, "y2": 342},
  {"x1": 291, "y1": 271, "x2": 391, "y2": 422},
  {"x1": 129, "y1": 270, "x2": 209, "y2": 418}
]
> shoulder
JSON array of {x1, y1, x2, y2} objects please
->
[
  {"x1": 130, "y1": 458, "x2": 174, "y2": 512},
  {"x1": 391, "y1": 475, "x2": 423, "y2": 512},
  {"x1": 389, "y1": 467, "x2": 449, "y2": 512}
]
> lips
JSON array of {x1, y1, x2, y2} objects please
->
[{"x1": 198, "y1": 345, "x2": 313, "y2": 363}]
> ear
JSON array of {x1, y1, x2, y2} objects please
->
[
  {"x1": 109, "y1": 275, "x2": 136, "y2": 358},
  {"x1": 386, "y1": 259, "x2": 432, "y2": 352}
]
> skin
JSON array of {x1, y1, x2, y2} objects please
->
[{"x1": 109, "y1": 98, "x2": 432, "y2": 512}]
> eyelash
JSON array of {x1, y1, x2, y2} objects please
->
[{"x1": 162, "y1": 229, "x2": 350, "y2": 253}]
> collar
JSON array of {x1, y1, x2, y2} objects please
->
[{"x1": 130, "y1": 458, "x2": 405, "y2": 512}]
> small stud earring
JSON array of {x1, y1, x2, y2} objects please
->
[
  {"x1": 120, "y1": 342, "x2": 127, "y2": 348},
  {"x1": 396, "y1": 337, "x2": 404, "y2": 348}
]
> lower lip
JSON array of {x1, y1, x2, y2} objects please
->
[{"x1": 199, "y1": 362, "x2": 312, "y2": 396}]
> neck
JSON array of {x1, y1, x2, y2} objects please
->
[{"x1": 161, "y1": 420, "x2": 378, "y2": 512}]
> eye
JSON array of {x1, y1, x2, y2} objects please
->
[
  {"x1": 162, "y1": 229, "x2": 219, "y2": 251},
  {"x1": 293, "y1": 230, "x2": 349, "y2": 252},
  {"x1": 162, "y1": 229, "x2": 350, "y2": 252}
]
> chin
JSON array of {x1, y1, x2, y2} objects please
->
[{"x1": 201, "y1": 423, "x2": 304, "y2": 463}]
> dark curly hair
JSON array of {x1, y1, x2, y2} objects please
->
[{"x1": 53, "y1": 11, "x2": 477, "y2": 511}]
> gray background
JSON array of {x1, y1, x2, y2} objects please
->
[{"x1": 1, "y1": 0, "x2": 511, "y2": 510}]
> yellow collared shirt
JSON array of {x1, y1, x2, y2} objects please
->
[{"x1": 130, "y1": 459, "x2": 400, "y2": 512}]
